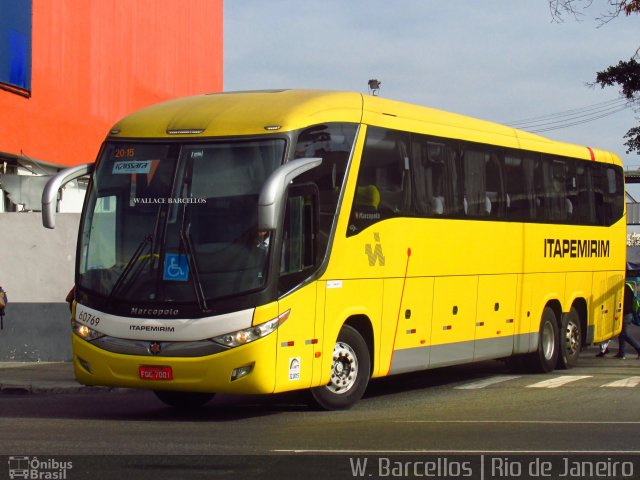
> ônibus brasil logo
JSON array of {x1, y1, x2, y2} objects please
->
[{"x1": 8, "y1": 456, "x2": 72, "y2": 479}]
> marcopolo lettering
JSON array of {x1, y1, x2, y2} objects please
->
[
  {"x1": 131, "y1": 307, "x2": 180, "y2": 316},
  {"x1": 544, "y1": 238, "x2": 610, "y2": 258}
]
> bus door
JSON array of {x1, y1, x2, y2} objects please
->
[
  {"x1": 591, "y1": 271, "x2": 623, "y2": 343},
  {"x1": 273, "y1": 188, "x2": 320, "y2": 392}
]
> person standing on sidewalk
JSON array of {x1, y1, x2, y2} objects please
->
[{"x1": 615, "y1": 281, "x2": 640, "y2": 360}]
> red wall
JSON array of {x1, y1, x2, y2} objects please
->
[{"x1": 0, "y1": 0, "x2": 223, "y2": 167}]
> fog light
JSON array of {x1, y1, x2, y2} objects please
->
[
  {"x1": 231, "y1": 364, "x2": 254, "y2": 381},
  {"x1": 78, "y1": 357, "x2": 92, "y2": 374}
]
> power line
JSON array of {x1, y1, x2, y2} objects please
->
[
  {"x1": 528, "y1": 105, "x2": 631, "y2": 133},
  {"x1": 503, "y1": 97, "x2": 633, "y2": 133},
  {"x1": 506, "y1": 98, "x2": 626, "y2": 126}
]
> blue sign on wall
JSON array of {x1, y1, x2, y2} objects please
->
[{"x1": 0, "y1": 0, "x2": 32, "y2": 92}]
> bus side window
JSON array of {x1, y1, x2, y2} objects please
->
[
  {"x1": 574, "y1": 162, "x2": 597, "y2": 224},
  {"x1": 485, "y1": 152, "x2": 505, "y2": 218},
  {"x1": 504, "y1": 154, "x2": 535, "y2": 221},
  {"x1": 348, "y1": 127, "x2": 409, "y2": 235},
  {"x1": 410, "y1": 136, "x2": 462, "y2": 218},
  {"x1": 462, "y1": 149, "x2": 489, "y2": 218},
  {"x1": 603, "y1": 166, "x2": 624, "y2": 226},
  {"x1": 294, "y1": 122, "x2": 357, "y2": 244},
  {"x1": 279, "y1": 186, "x2": 318, "y2": 294},
  {"x1": 411, "y1": 138, "x2": 442, "y2": 216},
  {"x1": 536, "y1": 157, "x2": 572, "y2": 223}
]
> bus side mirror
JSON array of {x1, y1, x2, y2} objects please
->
[
  {"x1": 42, "y1": 163, "x2": 94, "y2": 229},
  {"x1": 258, "y1": 157, "x2": 322, "y2": 231}
]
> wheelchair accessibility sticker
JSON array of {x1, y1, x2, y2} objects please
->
[{"x1": 163, "y1": 253, "x2": 190, "y2": 281}]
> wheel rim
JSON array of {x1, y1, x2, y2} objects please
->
[
  {"x1": 326, "y1": 341, "x2": 358, "y2": 394},
  {"x1": 541, "y1": 321, "x2": 555, "y2": 360},
  {"x1": 564, "y1": 321, "x2": 580, "y2": 356}
]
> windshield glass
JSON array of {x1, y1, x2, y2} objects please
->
[{"x1": 78, "y1": 139, "x2": 285, "y2": 305}]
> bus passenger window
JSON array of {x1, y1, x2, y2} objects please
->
[
  {"x1": 347, "y1": 127, "x2": 410, "y2": 236},
  {"x1": 484, "y1": 153, "x2": 505, "y2": 218},
  {"x1": 410, "y1": 137, "x2": 460, "y2": 218},
  {"x1": 603, "y1": 166, "x2": 624, "y2": 225},
  {"x1": 504, "y1": 154, "x2": 535, "y2": 221},
  {"x1": 549, "y1": 159, "x2": 569, "y2": 221},
  {"x1": 574, "y1": 163, "x2": 597, "y2": 224},
  {"x1": 294, "y1": 123, "x2": 357, "y2": 245},
  {"x1": 462, "y1": 149, "x2": 489, "y2": 217}
]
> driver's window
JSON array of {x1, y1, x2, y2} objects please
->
[{"x1": 279, "y1": 189, "x2": 318, "y2": 293}]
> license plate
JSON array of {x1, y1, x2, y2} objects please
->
[{"x1": 139, "y1": 365, "x2": 173, "y2": 381}]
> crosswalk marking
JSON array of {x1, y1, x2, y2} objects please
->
[
  {"x1": 526, "y1": 376, "x2": 592, "y2": 388},
  {"x1": 601, "y1": 376, "x2": 640, "y2": 388},
  {"x1": 455, "y1": 375, "x2": 522, "y2": 389},
  {"x1": 449, "y1": 375, "x2": 640, "y2": 390}
]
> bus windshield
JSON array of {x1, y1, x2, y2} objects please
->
[{"x1": 78, "y1": 139, "x2": 285, "y2": 305}]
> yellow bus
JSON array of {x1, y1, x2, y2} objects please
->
[{"x1": 42, "y1": 90, "x2": 626, "y2": 410}]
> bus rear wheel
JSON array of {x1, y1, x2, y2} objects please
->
[
  {"x1": 524, "y1": 307, "x2": 559, "y2": 373},
  {"x1": 309, "y1": 325, "x2": 370, "y2": 410},
  {"x1": 153, "y1": 390, "x2": 215, "y2": 408},
  {"x1": 557, "y1": 307, "x2": 582, "y2": 369}
]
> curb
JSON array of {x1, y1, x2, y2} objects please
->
[
  {"x1": 0, "y1": 383, "x2": 113, "y2": 395},
  {"x1": 0, "y1": 362, "x2": 118, "y2": 395}
]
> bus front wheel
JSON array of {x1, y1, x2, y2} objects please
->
[
  {"x1": 525, "y1": 307, "x2": 559, "y2": 373},
  {"x1": 309, "y1": 325, "x2": 370, "y2": 410},
  {"x1": 153, "y1": 390, "x2": 215, "y2": 408}
]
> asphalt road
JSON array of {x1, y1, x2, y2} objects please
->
[{"x1": 1, "y1": 347, "x2": 639, "y2": 479}]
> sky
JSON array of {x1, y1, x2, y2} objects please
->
[{"x1": 224, "y1": 1, "x2": 639, "y2": 172}]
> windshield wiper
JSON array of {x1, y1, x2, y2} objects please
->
[
  {"x1": 180, "y1": 226, "x2": 209, "y2": 312},
  {"x1": 174, "y1": 164, "x2": 209, "y2": 313},
  {"x1": 107, "y1": 233, "x2": 153, "y2": 302}
]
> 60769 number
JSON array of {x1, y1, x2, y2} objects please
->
[{"x1": 77, "y1": 310, "x2": 101, "y2": 327}]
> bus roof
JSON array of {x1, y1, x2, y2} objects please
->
[{"x1": 108, "y1": 89, "x2": 621, "y2": 166}]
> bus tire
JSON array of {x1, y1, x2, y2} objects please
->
[
  {"x1": 153, "y1": 390, "x2": 215, "y2": 408},
  {"x1": 309, "y1": 325, "x2": 370, "y2": 411},
  {"x1": 524, "y1": 307, "x2": 559, "y2": 373},
  {"x1": 557, "y1": 307, "x2": 582, "y2": 369}
]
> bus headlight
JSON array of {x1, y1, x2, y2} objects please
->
[
  {"x1": 212, "y1": 310, "x2": 290, "y2": 348},
  {"x1": 72, "y1": 320, "x2": 105, "y2": 341}
]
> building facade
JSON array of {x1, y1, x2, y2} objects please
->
[
  {"x1": 1, "y1": 0, "x2": 223, "y2": 211},
  {"x1": 0, "y1": 0, "x2": 223, "y2": 360}
]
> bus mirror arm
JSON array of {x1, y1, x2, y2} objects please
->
[
  {"x1": 42, "y1": 163, "x2": 94, "y2": 229},
  {"x1": 258, "y1": 157, "x2": 322, "y2": 230}
]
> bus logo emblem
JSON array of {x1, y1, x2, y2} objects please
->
[
  {"x1": 148, "y1": 342, "x2": 162, "y2": 355},
  {"x1": 365, "y1": 233, "x2": 385, "y2": 266}
]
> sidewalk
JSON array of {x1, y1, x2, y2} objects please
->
[{"x1": 0, "y1": 361, "x2": 108, "y2": 395}]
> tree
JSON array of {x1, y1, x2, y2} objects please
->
[
  {"x1": 549, "y1": 0, "x2": 640, "y2": 22},
  {"x1": 549, "y1": 0, "x2": 640, "y2": 154},
  {"x1": 596, "y1": 58, "x2": 640, "y2": 153}
]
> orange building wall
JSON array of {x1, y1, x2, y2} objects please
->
[{"x1": 0, "y1": 0, "x2": 223, "y2": 167}]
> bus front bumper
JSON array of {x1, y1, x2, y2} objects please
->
[{"x1": 71, "y1": 333, "x2": 278, "y2": 394}]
